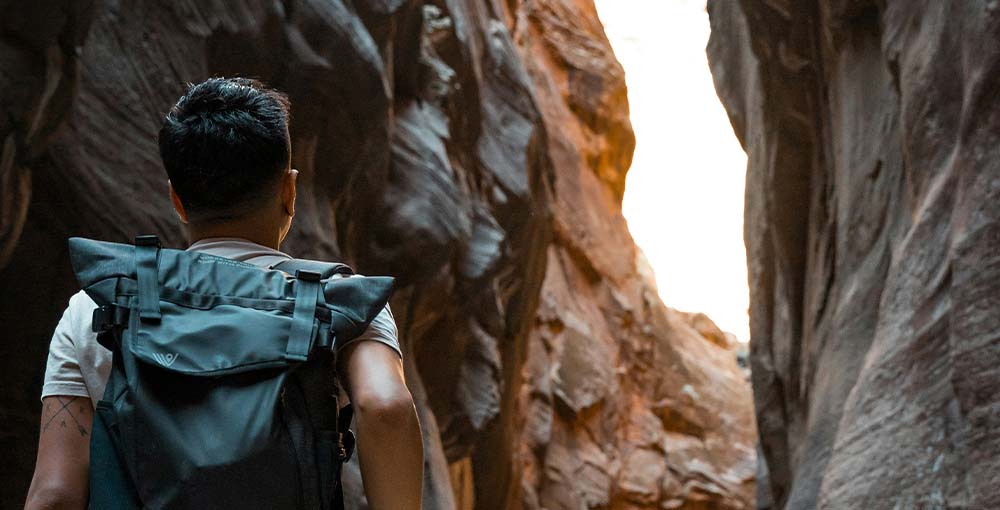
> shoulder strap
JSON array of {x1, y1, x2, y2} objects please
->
[
  {"x1": 275, "y1": 257, "x2": 356, "y2": 508},
  {"x1": 271, "y1": 257, "x2": 354, "y2": 278}
]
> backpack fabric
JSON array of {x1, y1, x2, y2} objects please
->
[{"x1": 69, "y1": 236, "x2": 394, "y2": 510}]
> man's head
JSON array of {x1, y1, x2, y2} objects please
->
[{"x1": 159, "y1": 77, "x2": 297, "y2": 244}]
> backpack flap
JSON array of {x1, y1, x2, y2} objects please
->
[
  {"x1": 323, "y1": 275, "x2": 395, "y2": 345},
  {"x1": 128, "y1": 301, "x2": 298, "y2": 375},
  {"x1": 124, "y1": 274, "x2": 395, "y2": 375},
  {"x1": 67, "y1": 237, "x2": 396, "y2": 352},
  {"x1": 68, "y1": 237, "x2": 135, "y2": 306}
]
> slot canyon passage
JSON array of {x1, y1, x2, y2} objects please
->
[
  {"x1": 6, "y1": 2, "x2": 999, "y2": 510},
  {"x1": 0, "y1": 1, "x2": 758, "y2": 509}
]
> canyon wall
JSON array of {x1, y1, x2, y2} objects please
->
[
  {"x1": 0, "y1": 1, "x2": 754, "y2": 509},
  {"x1": 707, "y1": 1, "x2": 1000, "y2": 509}
]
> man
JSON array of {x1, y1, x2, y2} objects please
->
[{"x1": 24, "y1": 77, "x2": 424, "y2": 509}]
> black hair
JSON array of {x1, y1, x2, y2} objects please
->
[{"x1": 158, "y1": 77, "x2": 291, "y2": 223}]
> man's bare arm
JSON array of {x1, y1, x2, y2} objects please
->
[
  {"x1": 25, "y1": 396, "x2": 92, "y2": 510},
  {"x1": 338, "y1": 341, "x2": 423, "y2": 510}
]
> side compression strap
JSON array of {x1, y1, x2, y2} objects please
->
[
  {"x1": 134, "y1": 235, "x2": 161, "y2": 322},
  {"x1": 286, "y1": 269, "x2": 321, "y2": 361}
]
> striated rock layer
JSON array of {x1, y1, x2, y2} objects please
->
[
  {"x1": 0, "y1": 1, "x2": 755, "y2": 509},
  {"x1": 708, "y1": 1, "x2": 1000, "y2": 509}
]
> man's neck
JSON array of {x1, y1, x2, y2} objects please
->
[{"x1": 186, "y1": 221, "x2": 282, "y2": 250}]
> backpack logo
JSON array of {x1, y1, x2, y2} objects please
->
[{"x1": 153, "y1": 352, "x2": 179, "y2": 367}]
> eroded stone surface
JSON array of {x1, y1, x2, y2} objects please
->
[
  {"x1": 0, "y1": 1, "x2": 756, "y2": 509},
  {"x1": 708, "y1": 1, "x2": 1000, "y2": 508}
]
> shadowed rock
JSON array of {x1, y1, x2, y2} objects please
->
[{"x1": 708, "y1": 1, "x2": 1000, "y2": 508}]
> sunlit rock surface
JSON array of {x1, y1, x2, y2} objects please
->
[
  {"x1": 0, "y1": 1, "x2": 754, "y2": 508},
  {"x1": 708, "y1": 1, "x2": 1000, "y2": 509}
]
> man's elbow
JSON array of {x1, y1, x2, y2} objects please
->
[
  {"x1": 352, "y1": 386, "x2": 417, "y2": 425},
  {"x1": 25, "y1": 482, "x2": 87, "y2": 510}
]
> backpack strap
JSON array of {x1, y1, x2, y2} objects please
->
[
  {"x1": 275, "y1": 258, "x2": 354, "y2": 360},
  {"x1": 286, "y1": 269, "x2": 322, "y2": 362},
  {"x1": 134, "y1": 235, "x2": 162, "y2": 321},
  {"x1": 271, "y1": 258, "x2": 354, "y2": 278},
  {"x1": 275, "y1": 259, "x2": 359, "y2": 509}
]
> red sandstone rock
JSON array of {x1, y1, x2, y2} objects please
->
[{"x1": 0, "y1": 1, "x2": 756, "y2": 509}]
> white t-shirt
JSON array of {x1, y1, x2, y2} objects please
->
[{"x1": 41, "y1": 237, "x2": 401, "y2": 407}]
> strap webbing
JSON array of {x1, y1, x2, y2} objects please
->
[
  {"x1": 286, "y1": 270, "x2": 321, "y2": 361},
  {"x1": 134, "y1": 235, "x2": 161, "y2": 322},
  {"x1": 333, "y1": 477, "x2": 345, "y2": 510}
]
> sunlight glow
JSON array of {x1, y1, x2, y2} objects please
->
[{"x1": 594, "y1": 0, "x2": 750, "y2": 342}]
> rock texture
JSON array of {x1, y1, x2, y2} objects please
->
[
  {"x1": 708, "y1": 1, "x2": 1000, "y2": 509},
  {"x1": 0, "y1": 1, "x2": 755, "y2": 509}
]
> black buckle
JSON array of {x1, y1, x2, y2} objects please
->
[
  {"x1": 338, "y1": 430, "x2": 356, "y2": 462},
  {"x1": 336, "y1": 403, "x2": 355, "y2": 461},
  {"x1": 92, "y1": 304, "x2": 130, "y2": 333},
  {"x1": 295, "y1": 269, "x2": 321, "y2": 282},
  {"x1": 134, "y1": 235, "x2": 161, "y2": 248},
  {"x1": 316, "y1": 327, "x2": 334, "y2": 349}
]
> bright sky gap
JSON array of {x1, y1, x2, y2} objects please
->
[{"x1": 594, "y1": 0, "x2": 751, "y2": 342}]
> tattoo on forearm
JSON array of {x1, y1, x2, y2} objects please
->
[{"x1": 42, "y1": 396, "x2": 89, "y2": 438}]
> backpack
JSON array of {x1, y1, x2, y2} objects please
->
[{"x1": 69, "y1": 235, "x2": 395, "y2": 510}]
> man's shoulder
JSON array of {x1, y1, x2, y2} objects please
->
[
  {"x1": 67, "y1": 290, "x2": 98, "y2": 317},
  {"x1": 60, "y1": 290, "x2": 99, "y2": 339}
]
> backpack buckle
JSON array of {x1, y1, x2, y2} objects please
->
[
  {"x1": 338, "y1": 430, "x2": 356, "y2": 462},
  {"x1": 92, "y1": 304, "x2": 130, "y2": 333},
  {"x1": 295, "y1": 269, "x2": 321, "y2": 282},
  {"x1": 134, "y1": 234, "x2": 161, "y2": 248}
]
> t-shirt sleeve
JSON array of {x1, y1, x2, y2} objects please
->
[
  {"x1": 41, "y1": 291, "x2": 93, "y2": 400},
  {"x1": 334, "y1": 303, "x2": 402, "y2": 359}
]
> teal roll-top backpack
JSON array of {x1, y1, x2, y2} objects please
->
[{"x1": 68, "y1": 235, "x2": 394, "y2": 510}]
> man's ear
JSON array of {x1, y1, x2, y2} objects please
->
[
  {"x1": 168, "y1": 181, "x2": 189, "y2": 224},
  {"x1": 282, "y1": 168, "x2": 298, "y2": 217}
]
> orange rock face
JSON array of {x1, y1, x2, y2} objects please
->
[
  {"x1": 505, "y1": 1, "x2": 756, "y2": 509},
  {"x1": 0, "y1": 1, "x2": 755, "y2": 509}
]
